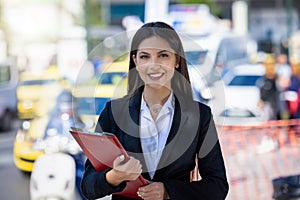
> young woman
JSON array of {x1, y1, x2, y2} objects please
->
[{"x1": 81, "y1": 22, "x2": 229, "y2": 200}]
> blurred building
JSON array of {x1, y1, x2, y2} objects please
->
[
  {"x1": 0, "y1": 0, "x2": 299, "y2": 74},
  {"x1": 0, "y1": 0, "x2": 87, "y2": 81},
  {"x1": 103, "y1": 0, "x2": 299, "y2": 54}
]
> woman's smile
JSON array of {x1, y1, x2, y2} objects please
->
[{"x1": 148, "y1": 72, "x2": 164, "y2": 80}]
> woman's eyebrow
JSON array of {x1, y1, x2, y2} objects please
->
[
  {"x1": 138, "y1": 51, "x2": 149, "y2": 54},
  {"x1": 158, "y1": 50, "x2": 170, "y2": 54},
  {"x1": 139, "y1": 49, "x2": 173, "y2": 54},
  {"x1": 137, "y1": 49, "x2": 174, "y2": 54}
]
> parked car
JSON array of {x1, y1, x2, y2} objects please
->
[
  {"x1": 13, "y1": 89, "x2": 84, "y2": 173},
  {"x1": 213, "y1": 63, "x2": 266, "y2": 126},
  {"x1": 73, "y1": 60, "x2": 128, "y2": 130},
  {"x1": 13, "y1": 116, "x2": 49, "y2": 172},
  {"x1": 17, "y1": 70, "x2": 64, "y2": 119},
  {"x1": 0, "y1": 61, "x2": 18, "y2": 131}
]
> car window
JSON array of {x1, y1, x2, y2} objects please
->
[
  {"x1": 77, "y1": 97, "x2": 110, "y2": 115},
  {"x1": 20, "y1": 79, "x2": 56, "y2": 86},
  {"x1": 0, "y1": 65, "x2": 10, "y2": 84},
  {"x1": 228, "y1": 75, "x2": 261, "y2": 86},
  {"x1": 185, "y1": 50, "x2": 207, "y2": 66},
  {"x1": 215, "y1": 36, "x2": 249, "y2": 68},
  {"x1": 99, "y1": 72, "x2": 126, "y2": 85}
]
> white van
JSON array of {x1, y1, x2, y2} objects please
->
[
  {"x1": 0, "y1": 62, "x2": 18, "y2": 131},
  {"x1": 183, "y1": 32, "x2": 256, "y2": 102}
]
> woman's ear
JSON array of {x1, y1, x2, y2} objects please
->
[
  {"x1": 132, "y1": 55, "x2": 139, "y2": 71},
  {"x1": 132, "y1": 54, "x2": 137, "y2": 65}
]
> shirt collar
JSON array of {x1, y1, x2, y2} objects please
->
[{"x1": 141, "y1": 91, "x2": 175, "y2": 112}]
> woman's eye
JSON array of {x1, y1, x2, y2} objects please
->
[
  {"x1": 139, "y1": 55, "x2": 149, "y2": 59},
  {"x1": 160, "y1": 53, "x2": 169, "y2": 58}
]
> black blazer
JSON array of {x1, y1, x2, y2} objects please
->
[{"x1": 81, "y1": 90, "x2": 229, "y2": 200}]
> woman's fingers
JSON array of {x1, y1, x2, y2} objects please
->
[
  {"x1": 112, "y1": 155, "x2": 142, "y2": 181},
  {"x1": 138, "y1": 182, "x2": 166, "y2": 200}
]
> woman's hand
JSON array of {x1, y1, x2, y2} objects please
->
[
  {"x1": 138, "y1": 182, "x2": 170, "y2": 200},
  {"x1": 106, "y1": 155, "x2": 142, "y2": 186}
]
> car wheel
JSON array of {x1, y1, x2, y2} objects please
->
[{"x1": 0, "y1": 111, "x2": 13, "y2": 132}]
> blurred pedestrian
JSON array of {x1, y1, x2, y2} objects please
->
[
  {"x1": 275, "y1": 54, "x2": 292, "y2": 119},
  {"x1": 286, "y1": 58, "x2": 300, "y2": 118},
  {"x1": 256, "y1": 54, "x2": 280, "y2": 120}
]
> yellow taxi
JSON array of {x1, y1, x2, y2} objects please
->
[
  {"x1": 14, "y1": 88, "x2": 80, "y2": 173},
  {"x1": 73, "y1": 60, "x2": 128, "y2": 130},
  {"x1": 17, "y1": 68, "x2": 65, "y2": 119},
  {"x1": 13, "y1": 116, "x2": 48, "y2": 172}
]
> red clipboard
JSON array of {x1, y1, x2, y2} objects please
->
[{"x1": 70, "y1": 127, "x2": 148, "y2": 199}]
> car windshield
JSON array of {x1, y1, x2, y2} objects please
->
[
  {"x1": 228, "y1": 75, "x2": 261, "y2": 86},
  {"x1": 185, "y1": 50, "x2": 207, "y2": 66},
  {"x1": 20, "y1": 79, "x2": 56, "y2": 86},
  {"x1": 221, "y1": 108, "x2": 255, "y2": 117},
  {"x1": 77, "y1": 97, "x2": 110, "y2": 115},
  {"x1": 99, "y1": 72, "x2": 126, "y2": 85}
]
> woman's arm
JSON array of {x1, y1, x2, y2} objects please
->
[
  {"x1": 164, "y1": 106, "x2": 229, "y2": 200},
  {"x1": 81, "y1": 159, "x2": 127, "y2": 199},
  {"x1": 138, "y1": 140, "x2": 228, "y2": 200},
  {"x1": 80, "y1": 101, "x2": 143, "y2": 199},
  {"x1": 163, "y1": 141, "x2": 228, "y2": 200},
  {"x1": 80, "y1": 102, "x2": 127, "y2": 199}
]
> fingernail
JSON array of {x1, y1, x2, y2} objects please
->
[{"x1": 119, "y1": 155, "x2": 125, "y2": 160}]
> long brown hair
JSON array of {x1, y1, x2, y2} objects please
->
[{"x1": 127, "y1": 21, "x2": 193, "y2": 100}]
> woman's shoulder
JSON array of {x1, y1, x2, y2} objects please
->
[
  {"x1": 195, "y1": 100, "x2": 211, "y2": 115},
  {"x1": 106, "y1": 95, "x2": 130, "y2": 104},
  {"x1": 104, "y1": 95, "x2": 134, "y2": 112}
]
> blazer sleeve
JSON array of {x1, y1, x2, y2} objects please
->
[
  {"x1": 80, "y1": 101, "x2": 127, "y2": 199},
  {"x1": 164, "y1": 105, "x2": 229, "y2": 200}
]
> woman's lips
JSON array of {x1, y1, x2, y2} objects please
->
[{"x1": 148, "y1": 73, "x2": 164, "y2": 80}]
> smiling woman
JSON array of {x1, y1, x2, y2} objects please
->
[{"x1": 80, "y1": 22, "x2": 229, "y2": 200}]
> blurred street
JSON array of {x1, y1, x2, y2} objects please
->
[
  {"x1": 220, "y1": 123, "x2": 300, "y2": 200},
  {"x1": 1, "y1": 0, "x2": 300, "y2": 199},
  {"x1": 0, "y1": 120, "x2": 30, "y2": 200},
  {"x1": 1, "y1": 119, "x2": 300, "y2": 200}
]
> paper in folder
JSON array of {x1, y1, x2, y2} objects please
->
[{"x1": 70, "y1": 127, "x2": 148, "y2": 199}]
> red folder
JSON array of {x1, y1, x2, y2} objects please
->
[{"x1": 70, "y1": 127, "x2": 148, "y2": 199}]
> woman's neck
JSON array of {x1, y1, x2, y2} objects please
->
[{"x1": 143, "y1": 86, "x2": 171, "y2": 107}]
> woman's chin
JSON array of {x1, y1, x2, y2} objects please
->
[{"x1": 145, "y1": 82, "x2": 170, "y2": 90}]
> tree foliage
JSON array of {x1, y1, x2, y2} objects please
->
[
  {"x1": 178, "y1": 0, "x2": 221, "y2": 16},
  {"x1": 86, "y1": 0, "x2": 103, "y2": 27}
]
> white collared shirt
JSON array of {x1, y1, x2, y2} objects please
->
[{"x1": 140, "y1": 92, "x2": 175, "y2": 179}]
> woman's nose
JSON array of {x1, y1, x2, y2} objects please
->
[{"x1": 149, "y1": 58, "x2": 160, "y2": 68}]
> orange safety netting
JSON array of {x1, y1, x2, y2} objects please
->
[{"x1": 217, "y1": 119, "x2": 300, "y2": 200}]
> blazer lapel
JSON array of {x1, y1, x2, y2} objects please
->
[
  {"x1": 127, "y1": 91, "x2": 150, "y2": 177},
  {"x1": 154, "y1": 98, "x2": 200, "y2": 179}
]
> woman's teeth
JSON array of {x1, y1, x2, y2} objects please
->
[{"x1": 149, "y1": 73, "x2": 163, "y2": 78}]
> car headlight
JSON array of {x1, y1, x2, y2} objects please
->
[
  {"x1": 21, "y1": 120, "x2": 31, "y2": 131},
  {"x1": 61, "y1": 113, "x2": 70, "y2": 121}
]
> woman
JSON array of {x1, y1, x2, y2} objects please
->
[{"x1": 81, "y1": 22, "x2": 229, "y2": 200}]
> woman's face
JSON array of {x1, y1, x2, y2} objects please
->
[{"x1": 132, "y1": 36, "x2": 178, "y2": 90}]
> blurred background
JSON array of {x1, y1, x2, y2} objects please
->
[{"x1": 1, "y1": 0, "x2": 300, "y2": 199}]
